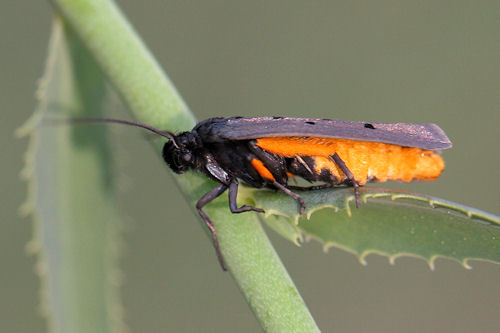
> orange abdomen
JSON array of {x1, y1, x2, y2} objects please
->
[{"x1": 256, "y1": 137, "x2": 445, "y2": 185}]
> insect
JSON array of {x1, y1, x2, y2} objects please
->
[{"x1": 71, "y1": 116, "x2": 452, "y2": 270}]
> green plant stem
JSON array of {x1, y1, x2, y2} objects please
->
[{"x1": 48, "y1": 0, "x2": 319, "y2": 331}]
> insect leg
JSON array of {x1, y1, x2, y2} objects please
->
[
  {"x1": 294, "y1": 155, "x2": 314, "y2": 176},
  {"x1": 196, "y1": 183, "x2": 229, "y2": 270},
  {"x1": 248, "y1": 141, "x2": 288, "y2": 183},
  {"x1": 331, "y1": 153, "x2": 360, "y2": 208},
  {"x1": 228, "y1": 180, "x2": 265, "y2": 213},
  {"x1": 272, "y1": 181, "x2": 306, "y2": 215}
]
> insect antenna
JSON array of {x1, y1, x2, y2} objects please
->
[{"x1": 49, "y1": 117, "x2": 179, "y2": 147}]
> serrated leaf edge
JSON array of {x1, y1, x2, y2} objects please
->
[
  {"x1": 306, "y1": 233, "x2": 497, "y2": 270},
  {"x1": 264, "y1": 189, "x2": 500, "y2": 227},
  {"x1": 263, "y1": 188, "x2": 500, "y2": 269}
]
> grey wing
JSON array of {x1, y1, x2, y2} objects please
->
[{"x1": 195, "y1": 117, "x2": 452, "y2": 150}]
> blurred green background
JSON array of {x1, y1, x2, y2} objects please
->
[{"x1": 2, "y1": 1, "x2": 499, "y2": 332}]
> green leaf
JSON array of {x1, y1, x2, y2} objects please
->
[
  {"x1": 19, "y1": 20, "x2": 124, "y2": 333},
  {"x1": 254, "y1": 187, "x2": 500, "y2": 269}
]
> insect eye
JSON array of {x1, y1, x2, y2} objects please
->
[
  {"x1": 162, "y1": 141, "x2": 189, "y2": 174},
  {"x1": 182, "y1": 152, "x2": 192, "y2": 162}
]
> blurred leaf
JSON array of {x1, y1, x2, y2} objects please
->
[
  {"x1": 19, "y1": 19, "x2": 124, "y2": 333},
  {"x1": 254, "y1": 187, "x2": 500, "y2": 269}
]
